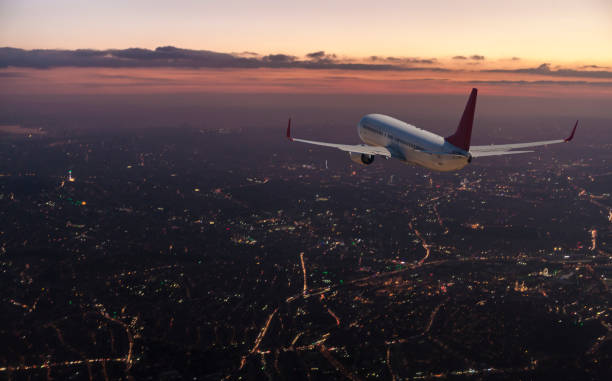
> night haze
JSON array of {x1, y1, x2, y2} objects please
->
[{"x1": 1, "y1": 1, "x2": 611, "y2": 380}]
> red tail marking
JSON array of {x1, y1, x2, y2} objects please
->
[
  {"x1": 286, "y1": 118, "x2": 293, "y2": 141},
  {"x1": 564, "y1": 120, "x2": 578, "y2": 142},
  {"x1": 445, "y1": 88, "x2": 477, "y2": 151}
]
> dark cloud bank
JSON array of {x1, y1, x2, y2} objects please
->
[
  {"x1": 453, "y1": 55, "x2": 486, "y2": 60},
  {"x1": 0, "y1": 46, "x2": 611, "y2": 79},
  {"x1": 0, "y1": 46, "x2": 444, "y2": 72},
  {"x1": 486, "y1": 63, "x2": 612, "y2": 79}
]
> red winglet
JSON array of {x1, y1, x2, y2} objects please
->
[
  {"x1": 286, "y1": 118, "x2": 293, "y2": 141},
  {"x1": 564, "y1": 120, "x2": 578, "y2": 142}
]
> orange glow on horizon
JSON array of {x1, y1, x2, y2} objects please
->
[{"x1": 1, "y1": 66, "x2": 611, "y2": 99}]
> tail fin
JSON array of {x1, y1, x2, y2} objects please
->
[{"x1": 445, "y1": 88, "x2": 477, "y2": 151}]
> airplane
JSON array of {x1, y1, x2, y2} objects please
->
[{"x1": 286, "y1": 88, "x2": 578, "y2": 172}]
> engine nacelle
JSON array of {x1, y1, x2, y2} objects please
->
[{"x1": 349, "y1": 152, "x2": 375, "y2": 165}]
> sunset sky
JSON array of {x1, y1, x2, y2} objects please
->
[
  {"x1": 2, "y1": 0, "x2": 612, "y2": 62},
  {"x1": 1, "y1": 0, "x2": 611, "y2": 96}
]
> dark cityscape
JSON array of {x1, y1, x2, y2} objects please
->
[{"x1": 1, "y1": 110, "x2": 610, "y2": 379}]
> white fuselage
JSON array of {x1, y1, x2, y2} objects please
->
[{"x1": 358, "y1": 114, "x2": 471, "y2": 171}]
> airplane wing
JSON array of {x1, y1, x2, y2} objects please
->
[
  {"x1": 286, "y1": 119, "x2": 392, "y2": 157},
  {"x1": 469, "y1": 120, "x2": 578, "y2": 158}
]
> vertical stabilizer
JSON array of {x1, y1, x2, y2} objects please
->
[{"x1": 445, "y1": 88, "x2": 477, "y2": 151}]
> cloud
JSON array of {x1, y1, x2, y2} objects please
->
[
  {"x1": 0, "y1": 46, "x2": 260, "y2": 69},
  {"x1": 263, "y1": 54, "x2": 296, "y2": 63},
  {"x1": 580, "y1": 64, "x2": 610, "y2": 69},
  {"x1": 453, "y1": 55, "x2": 484, "y2": 60},
  {"x1": 305, "y1": 51, "x2": 337, "y2": 64},
  {"x1": 0, "y1": 46, "x2": 450, "y2": 72},
  {"x1": 4, "y1": 47, "x2": 608, "y2": 80},
  {"x1": 306, "y1": 51, "x2": 326, "y2": 59},
  {"x1": 368, "y1": 55, "x2": 436, "y2": 64},
  {"x1": 376, "y1": 56, "x2": 437, "y2": 64},
  {"x1": 486, "y1": 63, "x2": 612, "y2": 79},
  {"x1": 466, "y1": 79, "x2": 612, "y2": 87}
]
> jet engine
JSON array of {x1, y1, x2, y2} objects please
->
[{"x1": 349, "y1": 152, "x2": 375, "y2": 165}]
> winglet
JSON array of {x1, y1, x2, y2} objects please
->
[
  {"x1": 564, "y1": 120, "x2": 578, "y2": 142},
  {"x1": 286, "y1": 118, "x2": 293, "y2": 142}
]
